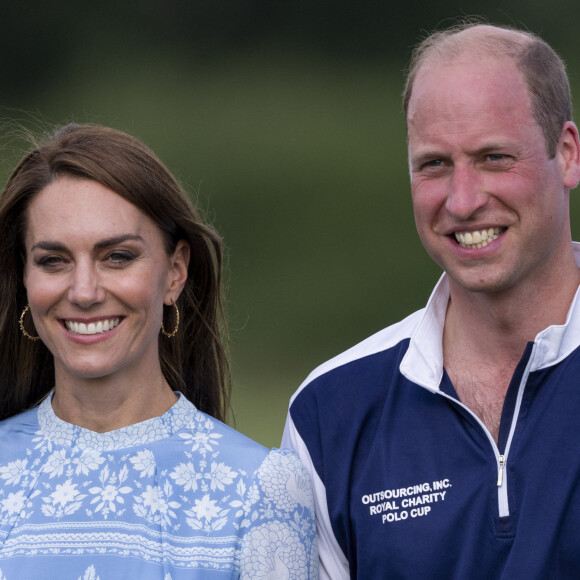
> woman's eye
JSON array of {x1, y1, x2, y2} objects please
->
[
  {"x1": 107, "y1": 251, "x2": 136, "y2": 265},
  {"x1": 36, "y1": 255, "x2": 65, "y2": 268}
]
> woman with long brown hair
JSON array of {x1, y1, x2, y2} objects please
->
[{"x1": 0, "y1": 124, "x2": 317, "y2": 579}]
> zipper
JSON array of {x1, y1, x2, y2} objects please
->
[
  {"x1": 436, "y1": 391, "x2": 515, "y2": 518},
  {"x1": 497, "y1": 455, "x2": 506, "y2": 487},
  {"x1": 431, "y1": 342, "x2": 537, "y2": 520},
  {"x1": 497, "y1": 454, "x2": 509, "y2": 517}
]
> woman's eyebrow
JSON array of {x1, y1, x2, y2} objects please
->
[
  {"x1": 30, "y1": 240, "x2": 67, "y2": 252},
  {"x1": 94, "y1": 234, "x2": 145, "y2": 249},
  {"x1": 30, "y1": 234, "x2": 145, "y2": 253}
]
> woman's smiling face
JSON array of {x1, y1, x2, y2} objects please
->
[{"x1": 23, "y1": 175, "x2": 188, "y2": 385}]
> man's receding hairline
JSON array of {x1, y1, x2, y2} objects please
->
[
  {"x1": 411, "y1": 25, "x2": 534, "y2": 80},
  {"x1": 403, "y1": 22, "x2": 573, "y2": 157}
]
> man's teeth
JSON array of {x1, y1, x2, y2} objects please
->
[
  {"x1": 65, "y1": 319, "x2": 120, "y2": 335},
  {"x1": 455, "y1": 227, "x2": 503, "y2": 249}
]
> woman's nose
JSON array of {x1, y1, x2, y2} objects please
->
[{"x1": 67, "y1": 261, "x2": 105, "y2": 307}]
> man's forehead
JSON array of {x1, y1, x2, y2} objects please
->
[
  {"x1": 406, "y1": 53, "x2": 538, "y2": 154},
  {"x1": 408, "y1": 53, "x2": 527, "y2": 118},
  {"x1": 407, "y1": 24, "x2": 531, "y2": 110},
  {"x1": 414, "y1": 50, "x2": 520, "y2": 86}
]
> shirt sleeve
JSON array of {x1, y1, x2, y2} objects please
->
[{"x1": 239, "y1": 448, "x2": 318, "y2": 579}]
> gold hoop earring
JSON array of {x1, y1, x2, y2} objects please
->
[
  {"x1": 161, "y1": 299, "x2": 180, "y2": 338},
  {"x1": 19, "y1": 304, "x2": 40, "y2": 341}
]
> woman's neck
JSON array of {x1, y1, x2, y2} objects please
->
[{"x1": 51, "y1": 371, "x2": 178, "y2": 432}]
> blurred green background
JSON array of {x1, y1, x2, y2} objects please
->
[{"x1": 3, "y1": 1, "x2": 580, "y2": 446}]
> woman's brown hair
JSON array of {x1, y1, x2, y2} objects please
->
[{"x1": 0, "y1": 123, "x2": 230, "y2": 422}]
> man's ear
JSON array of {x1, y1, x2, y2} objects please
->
[{"x1": 558, "y1": 121, "x2": 580, "y2": 189}]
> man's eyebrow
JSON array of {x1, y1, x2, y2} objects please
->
[
  {"x1": 410, "y1": 142, "x2": 514, "y2": 165},
  {"x1": 410, "y1": 151, "x2": 446, "y2": 166},
  {"x1": 30, "y1": 234, "x2": 145, "y2": 253},
  {"x1": 468, "y1": 143, "x2": 512, "y2": 155}
]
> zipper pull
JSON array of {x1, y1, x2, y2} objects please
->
[{"x1": 497, "y1": 455, "x2": 506, "y2": 487}]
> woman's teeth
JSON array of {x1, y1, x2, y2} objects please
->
[{"x1": 65, "y1": 318, "x2": 120, "y2": 335}]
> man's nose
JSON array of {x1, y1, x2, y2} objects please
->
[{"x1": 445, "y1": 165, "x2": 488, "y2": 220}]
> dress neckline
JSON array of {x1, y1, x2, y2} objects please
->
[{"x1": 37, "y1": 392, "x2": 197, "y2": 451}]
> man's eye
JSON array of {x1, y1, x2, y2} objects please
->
[
  {"x1": 487, "y1": 154, "x2": 506, "y2": 161},
  {"x1": 417, "y1": 159, "x2": 445, "y2": 171}
]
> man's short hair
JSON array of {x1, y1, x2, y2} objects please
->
[{"x1": 402, "y1": 22, "x2": 572, "y2": 158}]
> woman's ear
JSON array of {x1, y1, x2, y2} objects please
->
[{"x1": 165, "y1": 240, "x2": 190, "y2": 303}]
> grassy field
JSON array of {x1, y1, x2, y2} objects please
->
[{"x1": 3, "y1": 47, "x2": 580, "y2": 447}]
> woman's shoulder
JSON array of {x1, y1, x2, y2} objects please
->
[
  {"x1": 186, "y1": 404, "x2": 307, "y2": 480},
  {"x1": 0, "y1": 407, "x2": 41, "y2": 469},
  {"x1": 0, "y1": 407, "x2": 39, "y2": 437}
]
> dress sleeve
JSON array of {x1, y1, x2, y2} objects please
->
[
  {"x1": 239, "y1": 448, "x2": 318, "y2": 579},
  {"x1": 282, "y1": 412, "x2": 350, "y2": 580}
]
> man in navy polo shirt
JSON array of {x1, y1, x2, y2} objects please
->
[{"x1": 284, "y1": 22, "x2": 580, "y2": 579}]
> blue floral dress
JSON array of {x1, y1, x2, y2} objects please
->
[{"x1": 0, "y1": 393, "x2": 317, "y2": 579}]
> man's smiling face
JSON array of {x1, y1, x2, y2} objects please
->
[{"x1": 407, "y1": 54, "x2": 573, "y2": 297}]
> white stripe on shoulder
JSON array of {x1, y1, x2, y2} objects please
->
[{"x1": 290, "y1": 308, "x2": 425, "y2": 405}]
